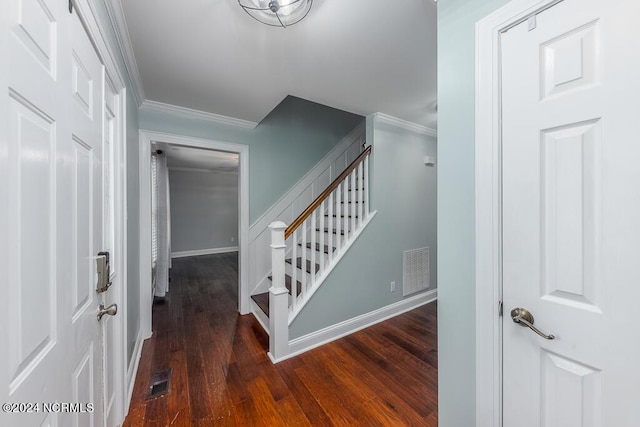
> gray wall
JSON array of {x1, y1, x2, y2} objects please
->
[
  {"x1": 437, "y1": 0, "x2": 509, "y2": 426},
  {"x1": 91, "y1": 1, "x2": 142, "y2": 369},
  {"x1": 139, "y1": 96, "x2": 365, "y2": 224},
  {"x1": 169, "y1": 170, "x2": 239, "y2": 253},
  {"x1": 289, "y1": 115, "x2": 437, "y2": 339}
]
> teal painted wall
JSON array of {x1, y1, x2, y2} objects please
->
[
  {"x1": 138, "y1": 96, "x2": 364, "y2": 223},
  {"x1": 92, "y1": 0, "x2": 141, "y2": 367},
  {"x1": 290, "y1": 115, "x2": 438, "y2": 339},
  {"x1": 437, "y1": 1, "x2": 509, "y2": 426}
]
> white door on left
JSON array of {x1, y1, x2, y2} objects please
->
[{"x1": 0, "y1": 1, "x2": 108, "y2": 426}]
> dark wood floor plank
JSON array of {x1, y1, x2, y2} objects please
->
[
  {"x1": 317, "y1": 341, "x2": 431, "y2": 426},
  {"x1": 123, "y1": 253, "x2": 438, "y2": 426}
]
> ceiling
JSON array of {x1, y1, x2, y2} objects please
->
[
  {"x1": 121, "y1": 0, "x2": 438, "y2": 128},
  {"x1": 158, "y1": 144, "x2": 239, "y2": 173}
]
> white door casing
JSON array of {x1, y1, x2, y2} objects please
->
[
  {"x1": 102, "y1": 78, "x2": 124, "y2": 427},
  {"x1": 1, "y1": 1, "x2": 127, "y2": 425},
  {"x1": 500, "y1": 0, "x2": 640, "y2": 425}
]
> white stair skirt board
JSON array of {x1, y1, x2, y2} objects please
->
[
  {"x1": 250, "y1": 298, "x2": 270, "y2": 336},
  {"x1": 270, "y1": 289, "x2": 438, "y2": 363},
  {"x1": 171, "y1": 246, "x2": 239, "y2": 258}
]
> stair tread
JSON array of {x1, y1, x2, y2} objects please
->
[
  {"x1": 255, "y1": 273, "x2": 303, "y2": 317},
  {"x1": 251, "y1": 293, "x2": 270, "y2": 317},
  {"x1": 286, "y1": 257, "x2": 320, "y2": 274},
  {"x1": 325, "y1": 214, "x2": 357, "y2": 218},
  {"x1": 317, "y1": 227, "x2": 346, "y2": 235},
  {"x1": 299, "y1": 242, "x2": 336, "y2": 254}
]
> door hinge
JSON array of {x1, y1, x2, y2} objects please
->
[{"x1": 498, "y1": 300, "x2": 504, "y2": 317}]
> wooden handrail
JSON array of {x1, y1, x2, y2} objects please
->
[{"x1": 285, "y1": 145, "x2": 372, "y2": 239}]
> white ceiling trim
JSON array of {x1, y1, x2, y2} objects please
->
[
  {"x1": 104, "y1": 0, "x2": 145, "y2": 106},
  {"x1": 140, "y1": 99, "x2": 259, "y2": 129},
  {"x1": 373, "y1": 113, "x2": 438, "y2": 138}
]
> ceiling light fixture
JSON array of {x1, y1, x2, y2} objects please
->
[{"x1": 238, "y1": 0, "x2": 313, "y2": 28}]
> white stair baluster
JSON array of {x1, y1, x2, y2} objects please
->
[
  {"x1": 364, "y1": 153, "x2": 370, "y2": 219},
  {"x1": 336, "y1": 181, "x2": 342, "y2": 253},
  {"x1": 300, "y1": 219, "x2": 307, "y2": 302},
  {"x1": 310, "y1": 210, "x2": 317, "y2": 289},
  {"x1": 328, "y1": 192, "x2": 334, "y2": 264},
  {"x1": 350, "y1": 170, "x2": 356, "y2": 237},
  {"x1": 291, "y1": 228, "x2": 297, "y2": 312},
  {"x1": 319, "y1": 200, "x2": 325, "y2": 276},
  {"x1": 357, "y1": 162, "x2": 364, "y2": 228}
]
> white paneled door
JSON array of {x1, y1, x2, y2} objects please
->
[
  {"x1": 501, "y1": 0, "x2": 640, "y2": 425},
  {"x1": 1, "y1": 1, "x2": 115, "y2": 426}
]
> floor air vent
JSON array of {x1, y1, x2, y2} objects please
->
[
  {"x1": 403, "y1": 247, "x2": 430, "y2": 296},
  {"x1": 146, "y1": 368, "x2": 172, "y2": 400}
]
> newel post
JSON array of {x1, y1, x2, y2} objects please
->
[{"x1": 268, "y1": 221, "x2": 289, "y2": 362}]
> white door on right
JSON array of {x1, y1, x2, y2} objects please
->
[{"x1": 501, "y1": 0, "x2": 640, "y2": 426}]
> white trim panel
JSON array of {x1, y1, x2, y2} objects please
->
[
  {"x1": 273, "y1": 290, "x2": 438, "y2": 363},
  {"x1": 373, "y1": 113, "x2": 438, "y2": 137},
  {"x1": 140, "y1": 99, "x2": 258, "y2": 130},
  {"x1": 171, "y1": 246, "x2": 239, "y2": 258}
]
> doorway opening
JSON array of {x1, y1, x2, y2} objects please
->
[
  {"x1": 138, "y1": 131, "x2": 250, "y2": 342},
  {"x1": 150, "y1": 143, "x2": 240, "y2": 304}
]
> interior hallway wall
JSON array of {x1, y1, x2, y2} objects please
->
[
  {"x1": 169, "y1": 169, "x2": 239, "y2": 254},
  {"x1": 437, "y1": 0, "x2": 510, "y2": 425}
]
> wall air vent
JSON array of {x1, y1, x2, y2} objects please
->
[{"x1": 403, "y1": 247, "x2": 430, "y2": 296}]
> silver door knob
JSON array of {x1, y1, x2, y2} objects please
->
[
  {"x1": 97, "y1": 303, "x2": 117, "y2": 321},
  {"x1": 510, "y1": 307, "x2": 555, "y2": 340}
]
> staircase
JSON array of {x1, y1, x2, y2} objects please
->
[{"x1": 250, "y1": 146, "x2": 374, "y2": 361}]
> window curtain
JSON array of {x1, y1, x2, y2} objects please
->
[{"x1": 151, "y1": 150, "x2": 171, "y2": 297}]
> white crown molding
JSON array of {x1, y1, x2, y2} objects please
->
[
  {"x1": 373, "y1": 112, "x2": 438, "y2": 137},
  {"x1": 104, "y1": 0, "x2": 146, "y2": 106},
  {"x1": 140, "y1": 100, "x2": 259, "y2": 130}
]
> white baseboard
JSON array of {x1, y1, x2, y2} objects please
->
[
  {"x1": 125, "y1": 329, "x2": 146, "y2": 413},
  {"x1": 171, "y1": 246, "x2": 238, "y2": 258},
  {"x1": 273, "y1": 289, "x2": 437, "y2": 363}
]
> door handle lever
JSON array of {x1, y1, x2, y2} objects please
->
[
  {"x1": 510, "y1": 307, "x2": 555, "y2": 340},
  {"x1": 97, "y1": 303, "x2": 117, "y2": 321}
]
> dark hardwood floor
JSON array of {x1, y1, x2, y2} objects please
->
[{"x1": 123, "y1": 253, "x2": 438, "y2": 426}]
